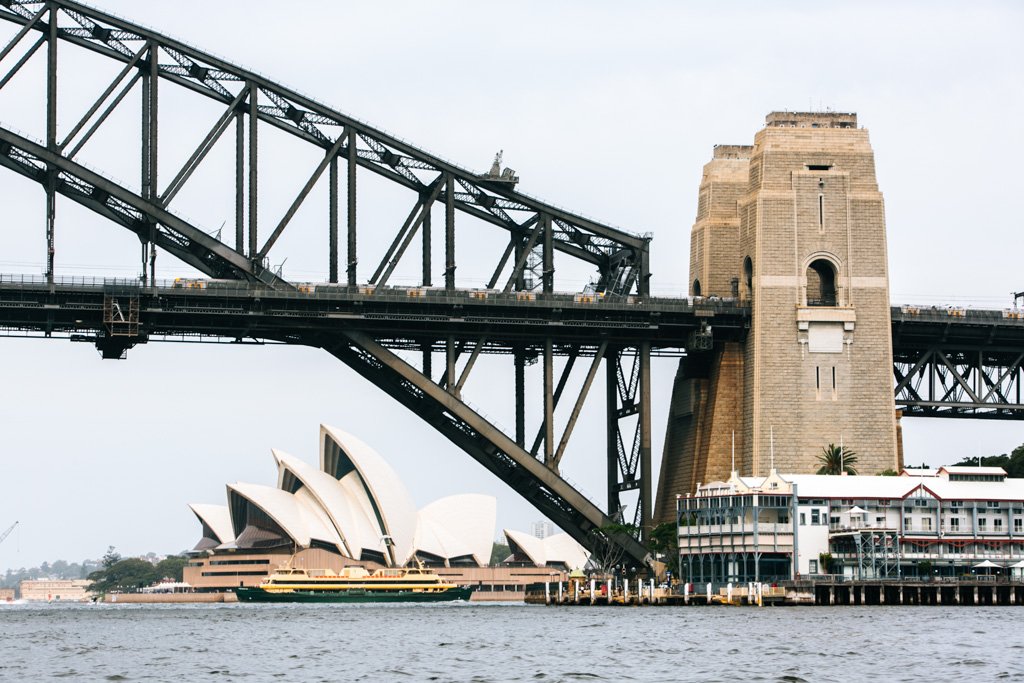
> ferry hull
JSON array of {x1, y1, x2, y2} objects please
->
[{"x1": 235, "y1": 586, "x2": 475, "y2": 603}]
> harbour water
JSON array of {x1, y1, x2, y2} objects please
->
[{"x1": 1, "y1": 602, "x2": 1022, "y2": 682}]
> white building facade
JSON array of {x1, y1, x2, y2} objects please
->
[{"x1": 678, "y1": 466, "x2": 1024, "y2": 583}]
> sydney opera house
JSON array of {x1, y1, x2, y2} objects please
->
[{"x1": 184, "y1": 425, "x2": 588, "y2": 599}]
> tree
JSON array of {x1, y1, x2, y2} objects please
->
[
  {"x1": 586, "y1": 523, "x2": 638, "y2": 576},
  {"x1": 648, "y1": 522, "x2": 679, "y2": 579},
  {"x1": 877, "y1": 469, "x2": 899, "y2": 476},
  {"x1": 953, "y1": 443, "x2": 1024, "y2": 478},
  {"x1": 154, "y1": 556, "x2": 187, "y2": 582},
  {"x1": 489, "y1": 542, "x2": 510, "y2": 566},
  {"x1": 88, "y1": 558, "x2": 158, "y2": 594},
  {"x1": 816, "y1": 443, "x2": 858, "y2": 475},
  {"x1": 101, "y1": 546, "x2": 122, "y2": 569}
]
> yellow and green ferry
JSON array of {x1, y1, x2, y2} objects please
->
[{"x1": 235, "y1": 565, "x2": 474, "y2": 603}]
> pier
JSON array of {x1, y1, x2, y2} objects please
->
[{"x1": 527, "y1": 578, "x2": 1024, "y2": 607}]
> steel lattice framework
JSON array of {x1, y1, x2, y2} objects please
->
[
  {"x1": 0, "y1": 0, "x2": 657, "y2": 566},
  {"x1": 891, "y1": 307, "x2": 1024, "y2": 419}
]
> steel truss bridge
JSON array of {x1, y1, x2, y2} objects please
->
[{"x1": 0, "y1": 1, "x2": 1021, "y2": 568}]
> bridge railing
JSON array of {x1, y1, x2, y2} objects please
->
[{"x1": 0, "y1": 273, "x2": 750, "y2": 315}]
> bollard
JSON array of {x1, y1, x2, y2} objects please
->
[
  {"x1": 650, "y1": 579, "x2": 655, "y2": 604},
  {"x1": 684, "y1": 582, "x2": 690, "y2": 603},
  {"x1": 558, "y1": 581, "x2": 563, "y2": 603},
  {"x1": 607, "y1": 579, "x2": 612, "y2": 604},
  {"x1": 707, "y1": 582, "x2": 712, "y2": 603},
  {"x1": 589, "y1": 579, "x2": 595, "y2": 605},
  {"x1": 545, "y1": 582, "x2": 550, "y2": 605},
  {"x1": 574, "y1": 581, "x2": 579, "y2": 604},
  {"x1": 624, "y1": 579, "x2": 629, "y2": 604}
]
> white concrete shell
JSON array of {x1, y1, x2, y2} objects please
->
[
  {"x1": 504, "y1": 529, "x2": 589, "y2": 571},
  {"x1": 227, "y1": 482, "x2": 343, "y2": 552},
  {"x1": 319, "y1": 425, "x2": 417, "y2": 565},
  {"x1": 188, "y1": 503, "x2": 233, "y2": 548},
  {"x1": 415, "y1": 494, "x2": 497, "y2": 566},
  {"x1": 274, "y1": 448, "x2": 390, "y2": 563}
]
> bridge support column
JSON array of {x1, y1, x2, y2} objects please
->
[
  {"x1": 514, "y1": 347, "x2": 525, "y2": 448},
  {"x1": 639, "y1": 341, "x2": 652, "y2": 538}
]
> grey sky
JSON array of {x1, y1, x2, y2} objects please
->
[{"x1": 0, "y1": 1, "x2": 1021, "y2": 569}]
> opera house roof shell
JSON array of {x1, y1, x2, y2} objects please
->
[{"x1": 189, "y1": 424, "x2": 588, "y2": 569}]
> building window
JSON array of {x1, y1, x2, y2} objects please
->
[
  {"x1": 994, "y1": 519, "x2": 1003, "y2": 531},
  {"x1": 800, "y1": 513, "x2": 806, "y2": 526},
  {"x1": 950, "y1": 500, "x2": 963, "y2": 508},
  {"x1": 692, "y1": 279, "x2": 702, "y2": 297},
  {"x1": 1015, "y1": 519, "x2": 1022, "y2": 533},
  {"x1": 806, "y1": 259, "x2": 837, "y2": 306},
  {"x1": 916, "y1": 499, "x2": 928, "y2": 507},
  {"x1": 950, "y1": 518, "x2": 960, "y2": 532},
  {"x1": 811, "y1": 510, "x2": 820, "y2": 525},
  {"x1": 904, "y1": 517, "x2": 912, "y2": 531},
  {"x1": 988, "y1": 501, "x2": 1001, "y2": 509},
  {"x1": 809, "y1": 559, "x2": 818, "y2": 574},
  {"x1": 922, "y1": 518, "x2": 932, "y2": 531},
  {"x1": 978, "y1": 518, "x2": 987, "y2": 532}
]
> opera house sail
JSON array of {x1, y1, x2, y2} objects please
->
[{"x1": 184, "y1": 424, "x2": 590, "y2": 595}]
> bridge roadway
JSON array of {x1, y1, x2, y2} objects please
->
[
  {"x1": 0, "y1": 276, "x2": 749, "y2": 354},
  {"x1": 1, "y1": 276, "x2": 1022, "y2": 366}
]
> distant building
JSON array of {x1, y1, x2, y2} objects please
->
[
  {"x1": 677, "y1": 466, "x2": 1024, "y2": 583},
  {"x1": 0, "y1": 587, "x2": 14, "y2": 602},
  {"x1": 19, "y1": 579, "x2": 91, "y2": 602},
  {"x1": 531, "y1": 521, "x2": 555, "y2": 540},
  {"x1": 185, "y1": 424, "x2": 589, "y2": 598}
]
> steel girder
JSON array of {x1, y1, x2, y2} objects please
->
[
  {"x1": 0, "y1": 1, "x2": 657, "y2": 566},
  {"x1": 894, "y1": 346, "x2": 1024, "y2": 419},
  {"x1": 0, "y1": 0, "x2": 651, "y2": 294},
  {"x1": 0, "y1": 128, "x2": 283, "y2": 284},
  {"x1": 890, "y1": 306, "x2": 1024, "y2": 419}
]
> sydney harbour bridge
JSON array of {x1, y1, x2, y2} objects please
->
[{"x1": 0, "y1": 1, "x2": 1021, "y2": 568}]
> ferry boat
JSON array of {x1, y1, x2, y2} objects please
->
[{"x1": 235, "y1": 565, "x2": 474, "y2": 603}]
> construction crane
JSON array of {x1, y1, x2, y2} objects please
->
[
  {"x1": 1015, "y1": 291, "x2": 1024, "y2": 308},
  {"x1": 0, "y1": 521, "x2": 17, "y2": 546}
]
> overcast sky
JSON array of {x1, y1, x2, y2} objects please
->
[{"x1": 0, "y1": 1, "x2": 1021, "y2": 570}]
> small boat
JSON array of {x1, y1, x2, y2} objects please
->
[{"x1": 235, "y1": 564, "x2": 474, "y2": 603}]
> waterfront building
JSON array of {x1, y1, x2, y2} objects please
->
[
  {"x1": 677, "y1": 466, "x2": 1024, "y2": 583},
  {"x1": 185, "y1": 424, "x2": 588, "y2": 597},
  {"x1": 0, "y1": 587, "x2": 14, "y2": 601},
  {"x1": 18, "y1": 579, "x2": 91, "y2": 602}
]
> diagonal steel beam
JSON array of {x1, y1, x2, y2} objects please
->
[
  {"x1": 160, "y1": 88, "x2": 247, "y2": 205},
  {"x1": 0, "y1": 34, "x2": 43, "y2": 90},
  {"x1": 0, "y1": 3, "x2": 46, "y2": 65},
  {"x1": 65, "y1": 72, "x2": 140, "y2": 160},
  {"x1": 553, "y1": 341, "x2": 607, "y2": 469},
  {"x1": 0, "y1": 126, "x2": 285, "y2": 286},
  {"x1": 59, "y1": 43, "x2": 147, "y2": 152},
  {"x1": 256, "y1": 131, "x2": 349, "y2": 260},
  {"x1": 372, "y1": 178, "x2": 445, "y2": 289}
]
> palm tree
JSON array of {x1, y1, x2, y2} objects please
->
[{"x1": 816, "y1": 443, "x2": 858, "y2": 475}]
